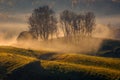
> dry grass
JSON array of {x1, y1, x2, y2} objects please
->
[
  {"x1": 0, "y1": 53, "x2": 36, "y2": 73},
  {"x1": 41, "y1": 60, "x2": 120, "y2": 80},
  {"x1": 0, "y1": 46, "x2": 120, "y2": 80},
  {"x1": 49, "y1": 53, "x2": 120, "y2": 70}
]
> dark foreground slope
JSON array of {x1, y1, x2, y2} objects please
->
[
  {"x1": 0, "y1": 47, "x2": 120, "y2": 80},
  {"x1": 7, "y1": 60, "x2": 120, "y2": 80}
]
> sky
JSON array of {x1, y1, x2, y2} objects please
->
[{"x1": 0, "y1": 0, "x2": 120, "y2": 40}]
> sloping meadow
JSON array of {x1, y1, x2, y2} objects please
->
[{"x1": 0, "y1": 46, "x2": 120, "y2": 80}]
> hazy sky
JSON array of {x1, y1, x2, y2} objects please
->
[{"x1": 0, "y1": 0, "x2": 120, "y2": 39}]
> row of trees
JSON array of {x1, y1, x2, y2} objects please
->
[
  {"x1": 28, "y1": 6, "x2": 95, "y2": 41},
  {"x1": 28, "y1": 6, "x2": 57, "y2": 40}
]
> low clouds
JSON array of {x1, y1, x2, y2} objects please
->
[
  {"x1": 0, "y1": 22, "x2": 28, "y2": 45},
  {"x1": 0, "y1": 0, "x2": 119, "y2": 23},
  {"x1": 0, "y1": 22, "x2": 28, "y2": 40},
  {"x1": 72, "y1": 0, "x2": 79, "y2": 7},
  {"x1": 97, "y1": 15, "x2": 120, "y2": 26},
  {"x1": 0, "y1": 0, "x2": 15, "y2": 6},
  {"x1": 0, "y1": 12, "x2": 30, "y2": 23},
  {"x1": 71, "y1": 0, "x2": 120, "y2": 5},
  {"x1": 0, "y1": 13, "x2": 9, "y2": 20},
  {"x1": 112, "y1": 0, "x2": 120, "y2": 2},
  {"x1": 0, "y1": 12, "x2": 29, "y2": 41}
]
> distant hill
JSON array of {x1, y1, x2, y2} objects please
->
[{"x1": 97, "y1": 39, "x2": 120, "y2": 58}]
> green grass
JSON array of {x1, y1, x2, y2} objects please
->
[
  {"x1": 0, "y1": 53, "x2": 36, "y2": 73},
  {"x1": 0, "y1": 46, "x2": 54, "y2": 58},
  {"x1": 1, "y1": 46, "x2": 120, "y2": 70},
  {"x1": 41, "y1": 60, "x2": 120, "y2": 80},
  {"x1": 0, "y1": 46, "x2": 120, "y2": 80},
  {"x1": 0, "y1": 52, "x2": 120, "y2": 80},
  {"x1": 0, "y1": 52, "x2": 36, "y2": 79},
  {"x1": 48, "y1": 53, "x2": 120, "y2": 70}
]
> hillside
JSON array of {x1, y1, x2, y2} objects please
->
[
  {"x1": 0, "y1": 53, "x2": 36, "y2": 79},
  {"x1": 0, "y1": 46, "x2": 120, "y2": 80},
  {"x1": 1, "y1": 46, "x2": 120, "y2": 70}
]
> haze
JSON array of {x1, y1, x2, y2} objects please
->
[{"x1": 0, "y1": 0, "x2": 120, "y2": 48}]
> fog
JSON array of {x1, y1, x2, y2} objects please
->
[
  {"x1": 0, "y1": 11, "x2": 118, "y2": 54},
  {"x1": 0, "y1": 22, "x2": 28, "y2": 45},
  {"x1": 93, "y1": 24, "x2": 114, "y2": 39},
  {"x1": 0, "y1": 22, "x2": 116, "y2": 54},
  {"x1": 0, "y1": 0, "x2": 119, "y2": 54}
]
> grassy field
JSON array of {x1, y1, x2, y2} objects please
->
[
  {"x1": 0, "y1": 52, "x2": 36, "y2": 79},
  {"x1": 1, "y1": 46, "x2": 120, "y2": 70},
  {"x1": 0, "y1": 46, "x2": 120, "y2": 80},
  {"x1": 48, "y1": 53, "x2": 120, "y2": 70}
]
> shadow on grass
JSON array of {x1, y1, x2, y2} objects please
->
[
  {"x1": 4, "y1": 61, "x2": 116, "y2": 80},
  {"x1": 38, "y1": 52, "x2": 56, "y2": 60}
]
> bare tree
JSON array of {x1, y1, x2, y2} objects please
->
[
  {"x1": 84, "y1": 12, "x2": 95, "y2": 37},
  {"x1": 28, "y1": 6, "x2": 57, "y2": 40},
  {"x1": 60, "y1": 10, "x2": 96, "y2": 42},
  {"x1": 60, "y1": 10, "x2": 77, "y2": 37}
]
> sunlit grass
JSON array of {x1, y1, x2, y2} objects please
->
[
  {"x1": 0, "y1": 53, "x2": 36, "y2": 73},
  {"x1": 0, "y1": 46, "x2": 120, "y2": 80},
  {"x1": 50, "y1": 53, "x2": 120, "y2": 70},
  {"x1": 41, "y1": 60, "x2": 120, "y2": 80}
]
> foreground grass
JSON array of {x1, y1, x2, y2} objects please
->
[
  {"x1": 0, "y1": 46, "x2": 120, "y2": 80},
  {"x1": 0, "y1": 53, "x2": 36, "y2": 79},
  {"x1": 1, "y1": 46, "x2": 120, "y2": 70},
  {"x1": 0, "y1": 53, "x2": 36, "y2": 73},
  {"x1": 49, "y1": 53, "x2": 120, "y2": 70},
  {"x1": 41, "y1": 60, "x2": 120, "y2": 80},
  {"x1": 0, "y1": 53, "x2": 120, "y2": 80},
  {"x1": 0, "y1": 52, "x2": 120, "y2": 80},
  {"x1": 0, "y1": 46, "x2": 50, "y2": 57}
]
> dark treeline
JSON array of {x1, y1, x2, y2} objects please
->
[{"x1": 20, "y1": 5, "x2": 95, "y2": 41}]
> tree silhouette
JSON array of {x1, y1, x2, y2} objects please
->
[
  {"x1": 60, "y1": 10, "x2": 95, "y2": 39},
  {"x1": 28, "y1": 6, "x2": 57, "y2": 40},
  {"x1": 60, "y1": 10, "x2": 77, "y2": 37},
  {"x1": 84, "y1": 12, "x2": 95, "y2": 37}
]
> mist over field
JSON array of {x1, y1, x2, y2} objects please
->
[
  {"x1": 0, "y1": 18, "x2": 118, "y2": 55},
  {"x1": 0, "y1": 22, "x2": 115, "y2": 54},
  {"x1": 0, "y1": 0, "x2": 120, "y2": 80}
]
